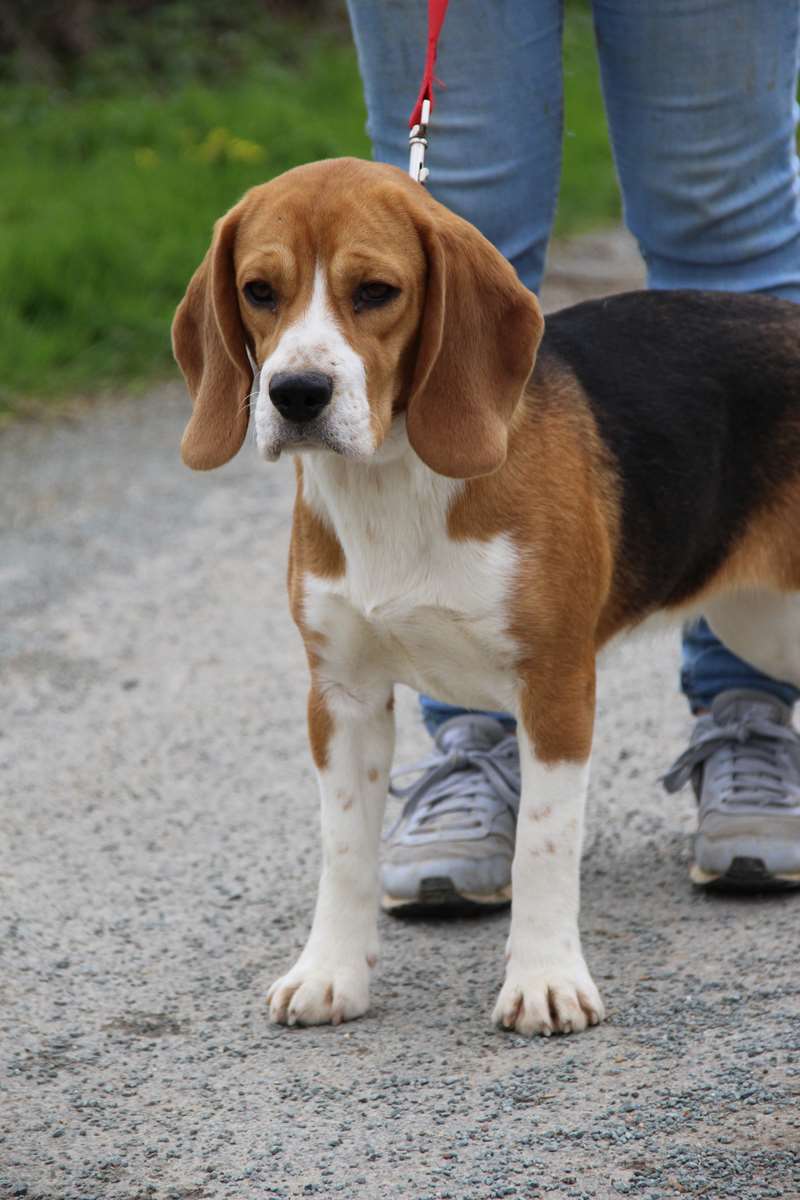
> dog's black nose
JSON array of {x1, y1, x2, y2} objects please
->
[{"x1": 269, "y1": 371, "x2": 333, "y2": 424}]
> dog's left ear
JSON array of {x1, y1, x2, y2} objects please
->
[
  {"x1": 407, "y1": 208, "x2": 543, "y2": 478},
  {"x1": 172, "y1": 205, "x2": 252, "y2": 470}
]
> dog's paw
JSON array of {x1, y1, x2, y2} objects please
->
[
  {"x1": 492, "y1": 961, "x2": 605, "y2": 1037},
  {"x1": 266, "y1": 959, "x2": 370, "y2": 1028}
]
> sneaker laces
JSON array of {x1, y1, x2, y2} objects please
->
[
  {"x1": 386, "y1": 720, "x2": 520, "y2": 840},
  {"x1": 663, "y1": 711, "x2": 800, "y2": 806}
]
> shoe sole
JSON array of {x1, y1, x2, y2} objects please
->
[
  {"x1": 690, "y1": 855, "x2": 800, "y2": 892},
  {"x1": 382, "y1": 875, "x2": 512, "y2": 916}
]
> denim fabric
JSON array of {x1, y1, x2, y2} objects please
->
[
  {"x1": 681, "y1": 618, "x2": 800, "y2": 714},
  {"x1": 420, "y1": 700, "x2": 517, "y2": 738},
  {"x1": 346, "y1": 0, "x2": 800, "y2": 724}
]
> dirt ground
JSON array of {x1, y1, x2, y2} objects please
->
[{"x1": 2, "y1": 229, "x2": 799, "y2": 1200}]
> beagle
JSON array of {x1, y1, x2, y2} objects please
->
[{"x1": 173, "y1": 157, "x2": 800, "y2": 1037}]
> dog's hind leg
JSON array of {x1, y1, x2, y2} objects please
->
[{"x1": 704, "y1": 590, "x2": 800, "y2": 690}]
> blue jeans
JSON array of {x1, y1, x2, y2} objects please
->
[{"x1": 346, "y1": 0, "x2": 800, "y2": 730}]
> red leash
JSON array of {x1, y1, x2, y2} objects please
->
[{"x1": 408, "y1": 0, "x2": 450, "y2": 183}]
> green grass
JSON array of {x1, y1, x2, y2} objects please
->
[
  {"x1": 0, "y1": 3, "x2": 617, "y2": 413},
  {"x1": 559, "y1": 4, "x2": 621, "y2": 235},
  {"x1": 0, "y1": 39, "x2": 373, "y2": 412}
]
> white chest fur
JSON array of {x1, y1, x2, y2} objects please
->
[{"x1": 299, "y1": 429, "x2": 521, "y2": 714}]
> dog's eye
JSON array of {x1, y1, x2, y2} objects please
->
[
  {"x1": 244, "y1": 280, "x2": 277, "y2": 310},
  {"x1": 353, "y1": 281, "x2": 398, "y2": 312}
]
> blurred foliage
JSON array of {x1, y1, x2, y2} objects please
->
[
  {"x1": 560, "y1": 4, "x2": 621, "y2": 237},
  {"x1": 0, "y1": 3, "x2": 369, "y2": 412},
  {"x1": 0, "y1": 0, "x2": 345, "y2": 88},
  {"x1": 0, "y1": 0, "x2": 619, "y2": 413}
]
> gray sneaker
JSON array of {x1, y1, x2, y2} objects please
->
[
  {"x1": 381, "y1": 715, "x2": 520, "y2": 914},
  {"x1": 663, "y1": 689, "x2": 800, "y2": 889}
]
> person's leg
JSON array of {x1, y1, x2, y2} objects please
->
[
  {"x1": 680, "y1": 618, "x2": 800, "y2": 715},
  {"x1": 346, "y1": 0, "x2": 564, "y2": 908},
  {"x1": 593, "y1": 0, "x2": 800, "y2": 298},
  {"x1": 347, "y1": 0, "x2": 564, "y2": 734},
  {"x1": 420, "y1": 699, "x2": 517, "y2": 737},
  {"x1": 346, "y1": 0, "x2": 562, "y2": 288},
  {"x1": 594, "y1": 0, "x2": 800, "y2": 887}
]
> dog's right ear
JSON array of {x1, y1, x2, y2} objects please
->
[{"x1": 172, "y1": 206, "x2": 252, "y2": 470}]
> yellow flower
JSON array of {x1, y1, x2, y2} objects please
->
[
  {"x1": 195, "y1": 127, "x2": 229, "y2": 164},
  {"x1": 228, "y1": 137, "x2": 264, "y2": 163},
  {"x1": 185, "y1": 127, "x2": 265, "y2": 165},
  {"x1": 134, "y1": 147, "x2": 159, "y2": 170}
]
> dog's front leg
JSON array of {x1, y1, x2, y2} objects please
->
[
  {"x1": 267, "y1": 675, "x2": 394, "y2": 1027},
  {"x1": 492, "y1": 661, "x2": 605, "y2": 1036}
]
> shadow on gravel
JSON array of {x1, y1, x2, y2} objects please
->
[{"x1": 102, "y1": 1012, "x2": 189, "y2": 1037}]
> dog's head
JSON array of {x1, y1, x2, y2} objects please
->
[{"x1": 173, "y1": 158, "x2": 543, "y2": 478}]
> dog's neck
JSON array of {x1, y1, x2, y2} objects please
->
[{"x1": 298, "y1": 416, "x2": 464, "y2": 565}]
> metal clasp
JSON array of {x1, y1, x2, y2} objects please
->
[{"x1": 408, "y1": 98, "x2": 431, "y2": 184}]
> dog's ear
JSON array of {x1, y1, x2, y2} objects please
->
[
  {"x1": 407, "y1": 209, "x2": 543, "y2": 478},
  {"x1": 172, "y1": 205, "x2": 252, "y2": 470}
]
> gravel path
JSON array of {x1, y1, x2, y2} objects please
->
[{"x1": 2, "y1": 230, "x2": 799, "y2": 1200}]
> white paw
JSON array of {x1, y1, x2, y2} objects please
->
[
  {"x1": 492, "y1": 960, "x2": 605, "y2": 1037},
  {"x1": 266, "y1": 958, "x2": 371, "y2": 1027}
]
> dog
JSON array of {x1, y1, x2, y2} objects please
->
[{"x1": 173, "y1": 157, "x2": 800, "y2": 1036}]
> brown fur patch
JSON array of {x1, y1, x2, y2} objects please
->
[
  {"x1": 291, "y1": 460, "x2": 345, "y2": 583},
  {"x1": 517, "y1": 656, "x2": 596, "y2": 765},
  {"x1": 307, "y1": 685, "x2": 334, "y2": 771},
  {"x1": 675, "y1": 472, "x2": 800, "y2": 607},
  {"x1": 448, "y1": 363, "x2": 613, "y2": 763},
  {"x1": 287, "y1": 460, "x2": 344, "y2": 773}
]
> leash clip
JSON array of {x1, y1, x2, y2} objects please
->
[{"x1": 408, "y1": 98, "x2": 431, "y2": 184}]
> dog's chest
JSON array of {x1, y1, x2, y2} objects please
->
[{"x1": 300, "y1": 454, "x2": 521, "y2": 711}]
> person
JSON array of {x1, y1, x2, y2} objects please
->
[{"x1": 345, "y1": 0, "x2": 800, "y2": 909}]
